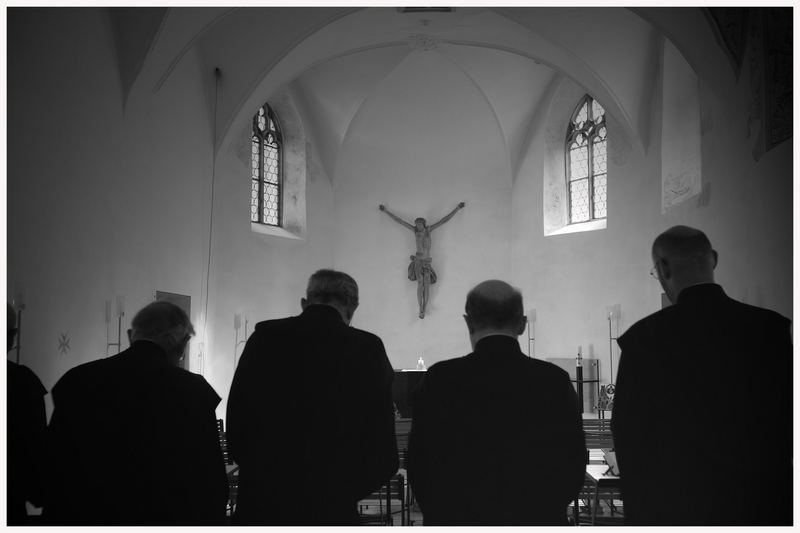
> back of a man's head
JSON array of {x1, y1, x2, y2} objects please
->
[
  {"x1": 652, "y1": 225, "x2": 717, "y2": 302},
  {"x1": 129, "y1": 302, "x2": 194, "y2": 358},
  {"x1": 306, "y1": 269, "x2": 359, "y2": 311},
  {"x1": 464, "y1": 280, "x2": 524, "y2": 332},
  {"x1": 653, "y1": 226, "x2": 716, "y2": 274}
]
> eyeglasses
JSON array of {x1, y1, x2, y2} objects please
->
[{"x1": 649, "y1": 264, "x2": 659, "y2": 280}]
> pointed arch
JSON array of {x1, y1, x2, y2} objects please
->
[
  {"x1": 566, "y1": 94, "x2": 607, "y2": 224},
  {"x1": 250, "y1": 102, "x2": 283, "y2": 226}
]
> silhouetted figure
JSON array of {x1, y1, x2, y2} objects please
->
[
  {"x1": 407, "y1": 280, "x2": 586, "y2": 525},
  {"x1": 7, "y1": 303, "x2": 47, "y2": 525},
  {"x1": 43, "y1": 302, "x2": 228, "y2": 525},
  {"x1": 612, "y1": 226, "x2": 792, "y2": 525},
  {"x1": 226, "y1": 269, "x2": 398, "y2": 525}
]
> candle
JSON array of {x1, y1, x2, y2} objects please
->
[{"x1": 116, "y1": 295, "x2": 125, "y2": 317}]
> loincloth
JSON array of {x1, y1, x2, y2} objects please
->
[{"x1": 408, "y1": 255, "x2": 437, "y2": 284}]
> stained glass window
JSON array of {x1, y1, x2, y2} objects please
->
[
  {"x1": 566, "y1": 95, "x2": 607, "y2": 224},
  {"x1": 251, "y1": 103, "x2": 282, "y2": 226}
]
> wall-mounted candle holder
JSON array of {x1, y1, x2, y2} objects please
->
[
  {"x1": 233, "y1": 312, "x2": 249, "y2": 369},
  {"x1": 526, "y1": 308, "x2": 536, "y2": 358},
  {"x1": 11, "y1": 291, "x2": 25, "y2": 364},
  {"x1": 106, "y1": 296, "x2": 125, "y2": 355},
  {"x1": 606, "y1": 304, "x2": 621, "y2": 383}
]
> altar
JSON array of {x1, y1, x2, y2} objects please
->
[{"x1": 392, "y1": 369, "x2": 426, "y2": 418}]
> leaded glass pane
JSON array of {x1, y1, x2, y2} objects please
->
[
  {"x1": 569, "y1": 145, "x2": 589, "y2": 181},
  {"x1": 574, "y1": 101, "x2": 588, "y2": 127},
  {"x1": 250, "y1": 181, "x2": 259, "y2": 222},
  {"x1": 594, "y1": 174, "x2": 607, "y2": 219},
  {"x1": 264, "y1": 144, "x2": 279, "y2": 184},
  {"x1": 593, "y1": 138, "x2": 607, "y2": 175},
  {"x1": 570, "y1": 179, "x2": 590, "y2": 223},
  {"x1": 263, "y1": 184, "x2": 279, "y2": 226},
  {"x1": 597, "y1": 125, "x2": 607, "y2": 140},
  {"x1": 592, "y1": 100, "x2": 605, "y2": 121},
  {"x1": 251, "y1": 139, "x2": 260, "y2": 179},
  {"x1": 258, "y1": 108, "x2": 266, "y2": 132}
]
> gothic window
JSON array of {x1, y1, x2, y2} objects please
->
[
  {"x1": 251, "y1": 103, "x2": 282, "y2": 226},
  {"x1": 566, "y1": 95, "x2": 607, "y2": 223}
]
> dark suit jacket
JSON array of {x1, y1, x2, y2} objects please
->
[
  {"x1": 43, "y1": 340, "x2": 228, "y2": 525},
  {"x1": 7, "y1": 361, "x2": 47, "y2": 525},
  {"x1": 225, "y1": 304, "x2": 399, "y2": 525},
  {"x1": 611, "y1": 284, "x2": 792, "y2": 525},
  {"x1": 407, "y1": 335, "x2": 586, "y2": 525}
]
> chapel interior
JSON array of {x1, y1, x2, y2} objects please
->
[{"x1": 6, "y1": 6, "x2": 793, "y2": 524}]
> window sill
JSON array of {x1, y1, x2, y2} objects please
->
[
  {"x1": 250, "y1": 222, "x2": 303, "y2": 240},
  {"x1": 546, "y1": 218, "x2": 606, "y2": 236}
]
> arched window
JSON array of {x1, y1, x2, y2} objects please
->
[
  {"x1": 566, "y1": 95, "x2": 607, "y2": 223},
  {"x1": 251, "y1": 103, "x2": 282, "y2": 226}
]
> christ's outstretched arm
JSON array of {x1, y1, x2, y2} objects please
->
[
  {"x1": 429, "y1": 202, "x2": 466, "y2": 231},
  {"x1": 379, "y1": 204, "x2": 415, "y2": 231}
]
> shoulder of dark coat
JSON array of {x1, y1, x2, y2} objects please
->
[
  {"x1": 52, "y1": 356, "x2": 109, "y2": 394},
  {"x1": 7, "y1": 361, "x2": 47, "y2": 395},
  {"x1": 253, "y1": 316, "x2": 297, "y2": 332},
  {"x1": 429, "y1": 352, "x2": 569, "y2": 375},
  {"x1": 348, "y1": 326, "x2": 384, "y2": 346}
]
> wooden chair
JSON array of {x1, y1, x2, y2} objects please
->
[
  {"x1": 575, "y1": 418, "x2": 622, "y2": 525},
  {"x1": 216, "y1": 419, "x2": 238, "y2": 519}
]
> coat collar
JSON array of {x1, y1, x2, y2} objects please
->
[
  {"x1": 126, "y1": 340, "x2": 170, "y2": 364},
  {"x1": 676, "y1": 283, "x2": 726, "y2": 306},
  {"x1": 300, "y1": 303, "x2": 347, "y2": 325},
  {"x1": 473, "y1": 334, "x2": 525, "y2": 358}
]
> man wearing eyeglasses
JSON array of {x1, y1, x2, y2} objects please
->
[{"x1": 611, "y1": 226, "x2": 792, "y2": 525}]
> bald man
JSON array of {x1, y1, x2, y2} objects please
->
[
  {"x1": 407, "y1": 280, "x2": 586, "y2": 525},
  {"x1": 611, "y1": 226, "x2": 792, "y2": 525}
]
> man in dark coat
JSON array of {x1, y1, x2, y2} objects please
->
[
  {"x1": 226, "y1": 269, "x2": 399, "y2": 525},
  {"x1": 407, "y1": 280, "x2": 586, "y2": 525},
  {"x1": 612, "y1": 225, "x2": 792, "y2": 525},
  {"x1": 43, "y1": 302, "x2": 228, "y2": 525},
  {"x1": 7, "y1": 303, "x2": 47, "y2": 525}
]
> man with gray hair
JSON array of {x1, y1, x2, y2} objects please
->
[
  {"x1": 44, "y1": 301, "x2": 228, "y2": 525},
  {"x1": 227, "y1": 269, "x2": 398, "y2": 525},
  {"x1": 407, "y1": 280, "x2": 586, "y2": 525},
  {"x1": 612, "y1": 226, "x2": 792, "y2": 525}
]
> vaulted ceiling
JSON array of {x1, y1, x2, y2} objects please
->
[{"x1": 110, "y1": 7, "x2": 731, "y2": 180}]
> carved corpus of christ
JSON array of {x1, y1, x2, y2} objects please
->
[{"x1": 379, "y1": 202, "x2": 466, "y2": 319}]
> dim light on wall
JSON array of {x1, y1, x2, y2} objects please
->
[
  {"x1": 106, "y1": 295, "x2": 126, "y2": 355},
  {"x1": 606, "y1": 303, "x2": 621, "y2": 383},
  {"x1": 526, "y1": 308, "x2": 536, "y2": 358}
]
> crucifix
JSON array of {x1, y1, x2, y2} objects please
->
[{"x1": 379, "y1": 201, "x2": 466, "y2": 319}]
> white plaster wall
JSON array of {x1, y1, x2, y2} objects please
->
[
  {"x1": 512, "y1": 43, "x2": 792, "y2": 387},
  {"x1": 204, "y1": 89, "x2": 335, "y2": 419},
  {"x1": 7, "y1": 8, "x2": 215, "y2": 413},
  {"x1": 331, "y1": 49, "x2": 513, "y2": 369}
]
